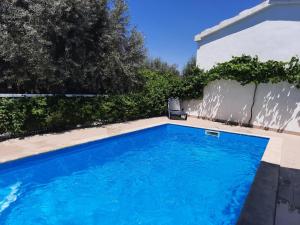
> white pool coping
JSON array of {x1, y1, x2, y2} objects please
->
[{"x1": 0, "y1": 117, "x2": 299, "y2": 169}]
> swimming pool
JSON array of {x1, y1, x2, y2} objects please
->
[{"x1": 0, "y1": 124, "x2": 269, "y2": 225}]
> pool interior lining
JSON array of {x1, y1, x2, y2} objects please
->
[{"x1": 1, "y1": 124, "x2": 288, "y2": 225}]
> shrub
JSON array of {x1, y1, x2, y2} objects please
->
[{"x1": 0, "y1": 70, "x2": 179, "y2": 137}]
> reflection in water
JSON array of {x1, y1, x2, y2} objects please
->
[{"x1": 0, "y1": 182, "x2": 21, "y2": 214}]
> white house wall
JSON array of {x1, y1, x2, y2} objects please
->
[
  {"x1": 252, "y1": 82, "x2": 300, "y2": 132},
  {"x1": 196, "y1": 4, "x2": 300, "y2": 70},
  {"x1": 182, "y1": 80, "x2": 300, "y2": 134}
]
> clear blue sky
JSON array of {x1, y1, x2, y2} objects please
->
[{"x1": 127, "y1": 0, "x2": 262, "y2": 70}]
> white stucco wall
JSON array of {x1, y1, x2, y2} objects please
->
[
  {"x1": 196, "y1": 4, "x2": 300, "y2": 70},
  {"x1": 251, "y1": 82, "x2": 300, "y2": 132},
  {"x1": 182, "y1": 80, "x2": 255, "y2": 124},
  {"x1": 182, "y1": 80, "x2": 300, "y2": 134}
]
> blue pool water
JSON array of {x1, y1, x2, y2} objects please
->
[{"x1": 0, "y1": 124, "x2": 269, "y2": 225}]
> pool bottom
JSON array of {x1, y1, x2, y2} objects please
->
[{"x1": 0, "y1": 124, "x2": 269, "y2": 225}]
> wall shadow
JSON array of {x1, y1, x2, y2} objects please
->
[
  {"x1": 184, "y1": 81, "x2": 300, "y2": 133},
  {"x1": 253, "y1": 83, "x2": 300, "y2": 132},
  {"x1": 198, "y1": 80, "x2": 253, "y2": 125}
]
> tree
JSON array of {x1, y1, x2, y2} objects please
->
[
  {"x1": 182, "y1": 56, "x2": 197, "y2": 76},
  {"x1": 0, "y1": 0, "x2": 48, "y2": 93},
  {"x1": 103, "y1": 0, "x2": 146, "y2": 93},
  {"x1": 0, "y1": 0, "x2": 146, "y2": 94},
  {"x1": 182, "y1": 56, "x2": 205, "y2": 79},
  {"x1": 143, "y1": 57, "x2": 180, "y2": 76}
]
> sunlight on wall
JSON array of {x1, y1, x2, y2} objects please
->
[{"x1": 183, "y1": 80, "x2": 300, "y2": 134}]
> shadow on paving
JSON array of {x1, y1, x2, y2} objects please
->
[
  {"x1": 275, "y1": 167, "x2": 300, "y2": 225},
  {"x1": 237, "y1": 162, "x2": 300, "y2": 225},
  {"x1": 237, "y1": 162, "x2": 279, "y2": 225}
]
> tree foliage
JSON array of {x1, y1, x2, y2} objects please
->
[
  {"x1": 182, "y1": 56, "x2": 197, "y2": 77},
  {"x1": 0, "y1": 0, "x2": 146, "y2": 94},
  {"x1": 143, "y1": 57, "x2": 180, "y2": 76}
]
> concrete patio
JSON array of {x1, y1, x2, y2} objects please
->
[{"x1": 0, "y1": 117, "x2": 299, "y2": 170}]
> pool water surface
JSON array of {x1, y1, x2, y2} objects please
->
[{"x1": 0, "y1": 124, "x2": 269, "y2": 225}]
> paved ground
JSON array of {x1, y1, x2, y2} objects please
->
[{"x1": 0, "y1": 117, "x2": 299, "y2": 170}]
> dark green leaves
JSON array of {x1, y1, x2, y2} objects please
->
[{"x1": 0, "y1": 0, "x2": 145, "y2": 94}]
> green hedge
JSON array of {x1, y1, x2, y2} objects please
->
[
  {"x1": 1, "y1": 56, "x2": 300, "y2": 138},
  {"x1": 0, "y1": 70, "x2": 183, "y2": 137},
  {"x1": 0, "y1": 96, "x2": 140, "y2": 136}
]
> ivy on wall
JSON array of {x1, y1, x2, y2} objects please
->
[
  {"x1": 180, "y1": 55, "x2": 300, "y2": 125},
  {"x1": 176, "y1": 55, "x2": 300, "y2": 102},
  {"x1": 200, "y1": 55, "x2": 300, "y2": 88}
]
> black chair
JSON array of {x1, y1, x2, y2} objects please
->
[{"x1": 168, "y1": 98, "x2": 187, "y2": 120}]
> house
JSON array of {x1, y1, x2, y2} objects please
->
[
  {"x1": 183, "y1": 0, "x2": 300, "y2": 135},
  {"x1": 195, "y1": 0, "x2": 300, "y2": 70}
]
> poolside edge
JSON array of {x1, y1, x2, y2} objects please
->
[{"x1": 237, "y1": 162, "x2": 279, "y2": 225}]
